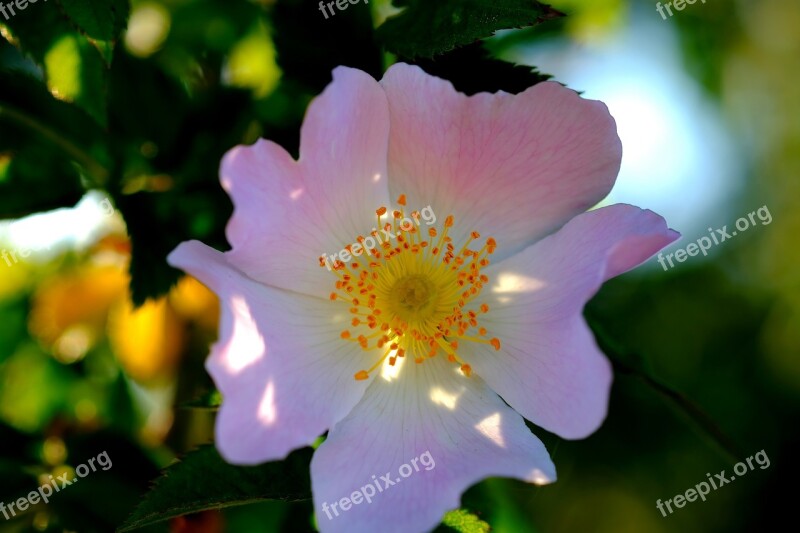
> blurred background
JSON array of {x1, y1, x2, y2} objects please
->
[{"x1": 0, "y1": 0, "x2": 797, "y2": 531}]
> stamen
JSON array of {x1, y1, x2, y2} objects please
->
[{"x1": 323, "y1": 195, "x2": 501, "y2": 380}]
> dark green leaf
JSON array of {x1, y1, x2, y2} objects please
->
[
  {"x1": 107, "y1": 54, "x2": 249, "y2": 306},
  {"x1": 2, "y1": 3, "x2": 113, "y2": 124},
  {"x1": 272, "y1": 0, "x2": 383, "y2": 94},
  {"x1": 0, "y1": 139, "x2": 84, "y2": 218},
  {"x1": 59, "y1": 0, "x2": 130, "y2": 42},
  {"x1": 0, "y1": 71, "x2": 108, "y2": 216},
  {"x1": 585, "y1": 310, "x2": 743, "y2": 462},
  {"x1": 115, "y1": 191, "x2": 184, "y2": 307},
  {"x1": 378, "y1": 0, "x2": 564, "y2": 58},
  {"x1": 411, "y1": 42, "x2": 552, "y2": 95},
  {"x1": 118, "y1": 445, "x2": 313, "y2": 532}
]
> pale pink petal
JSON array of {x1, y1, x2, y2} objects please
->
[
  {"x1": 380, "y1": 63, "x2": 622, "y2": 261},
  {"x1": 223, "y1": 67, "x2": 391, "y2": 297},
  {"x1": 311, "y1": 355, "x2": 555, "y2": 533},
  {"x1": 465, "y1": 204, "x2": 680, "y2": 439},
  {"x1": 168, "y1": 241, "x2": 376, "y2": 464}
]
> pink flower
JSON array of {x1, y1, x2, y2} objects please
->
[{"x1": 168, "y1": 64, "x2": 679, "y2": 533}]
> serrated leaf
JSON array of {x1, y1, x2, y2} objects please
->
[
  {"x1": 118, "y1": 445, "x2": 312, "y2": 532},
  {"x1": 115, "y1": 191, "x2": 184, "y2": 307},
  {"x1": 106, "y1": 51, "x2": 250, "y2": 305},
  {"x1": 440, "y1": 509, "x2": 491, "y2": 533},
  {"x1": 59, "y1": 0, "x2": 130, "y2": 42},
  {"x1": 411, "y1": 42, "x2": 552, "y2": 95},
  {"x1": 378, "y1": 0, "x2": 564, "y2": 58}
]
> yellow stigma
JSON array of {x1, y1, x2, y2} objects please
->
[{"x1": 323, "y1": 195, "x2": 501, "y2": 381}]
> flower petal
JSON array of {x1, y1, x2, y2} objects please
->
[
  {"x1": 168, "y1": 241, "x2": 375, "y2": 464},
  {"x1": 466, "y1": 204, "x2": 680, "y2": 439},
  {"x1": 223, "y1": 66, "x2": 391, "y2": 296},
  {"x1": 380, "y1": 63, "x2": 622, "y2": 261},
  {"x1": 311, "y1": 355, "x2": 555, "y2": 533}
]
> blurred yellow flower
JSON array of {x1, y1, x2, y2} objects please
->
[{"x1": 27, "y1": 237, "x2": 218, "y2": 383}]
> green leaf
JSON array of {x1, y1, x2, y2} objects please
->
[
  {"x1": 44, "y1": 32, "x2": 110, "y2": 125},
  {"x1": 585, "y1": 310, "x2": 743, "y2": 462},
  {"x1": 272, "y1": 0, "x2": 383, "y2": 94},
  {"x1": 0, "y1": 140, "x2": 84, "y2": 218},
  {"x1": 118, "y1": 445, "x2": 313, "y2": 532},
  {"x1": 411, "y1": 42, "x2": 552, "y2": 95},
  {"x1": 440, "y1": 509, "x2": 491, "y2": 533},
  {"x1": 59, "y1": 0, "x2": 130, "y2": 42},
  {"x1": 377, "y1": 0, "x2": 564, "y2": 58},
  {"x1": 1, "y1": 3, "x2": 113, "y2": 125},
  {"x1": 115, "y1": 191, "x2": 185, "y2": 307},
  {"x1": 0, "y1": 71, "x2": 108, "y2": 216},
  {"x1": 180, "y1": 388, "x2": 222, "y2": 410}
]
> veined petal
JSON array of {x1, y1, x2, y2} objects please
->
[
  {"x1": 223, "y1": 67, "x2": 391, "y2": 297},
  {"x1": 381, "y1": 63, "x2": 622, "y2": 262},
  {"x1": 465, "y1": 204, "x2": 680, "y2": 439},
  {"x1": 311, "y1": 355, "x2": 555, "y2": 533},
  {"x1": 168, "y1": 241, "x2": 376, "y2": 464}
]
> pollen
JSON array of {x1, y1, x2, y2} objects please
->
[{"x1": 324, "y1": 194, "x2": 501, "y2": 380}]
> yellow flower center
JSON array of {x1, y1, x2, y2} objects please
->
[{"x1": 322, "y1": 195, "x2": 501, "y2": 380}]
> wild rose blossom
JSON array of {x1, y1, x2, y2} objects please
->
[{"x1": 168, "y1": 63, "x2": 679, "y2": 533}]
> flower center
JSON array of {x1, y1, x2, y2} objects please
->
[
  {"x1": 390, "y1": 274, "x2": 437, "y2": 318},
  {"x1": 321, "y1": 194, "x2": 501, "y2": 380}
]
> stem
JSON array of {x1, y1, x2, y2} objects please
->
[
  {"x1": 0, "y1": 104, "x2": 109, "y2": 185},
  {"x1": 588, "y1": 316, "x2": 742, "y2": 463},
  {"x1": 614, "y1": 357, "x2": 742, "y2": 463}
]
